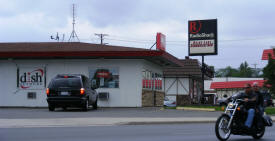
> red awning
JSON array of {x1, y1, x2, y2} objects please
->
[
  {"x1": 210, "y1": 80, "x2": 267, "y2": 89},
  {"x1": 262, "y1": 49, "x2": 275, "y2": 60}
]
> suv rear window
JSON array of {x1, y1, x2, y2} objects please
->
[{"x1": 49, "y1": 78, "x2": 82, "y2": 89}]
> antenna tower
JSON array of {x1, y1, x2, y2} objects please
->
[{"x1": 68, "y1": 4, "x2": 80, "y2": 42}]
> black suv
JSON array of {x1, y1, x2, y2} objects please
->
[{"x1": 46, "y1": 74, "x2": 98, "y2": 111}]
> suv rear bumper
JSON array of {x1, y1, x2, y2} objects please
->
[{"x1": 47, "y1": 97, "x2": 87, "y2": 107}]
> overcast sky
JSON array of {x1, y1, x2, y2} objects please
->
[{"x1": 0, "y1": 0, "x2": 274, "y2": 69}]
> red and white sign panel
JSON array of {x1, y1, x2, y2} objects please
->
[
  {"x1": 188, "y1": 19, "x2": 217, "y2": 56},
  {"x1": 97, "y1": 71, "x2": 110, "y2": 78},
  {"x1": 156, "y1": 33, "x2": 166, "y2": 51},
  {"x1": 189, "y1": 40, "x2": 215, "y2": 54}
]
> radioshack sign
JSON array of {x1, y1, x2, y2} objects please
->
[
  {"x1": 188, "y1": 19, "x2": 217, "y2": 56},
  {"x1": 18, "y1": 67, "x2": 45, "y2": 90}
]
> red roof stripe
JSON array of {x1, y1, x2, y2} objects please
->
[
  {"x1": 262, "y1": 49, "x2": 275, "y2": 60},
  {"x1": 210, "y1": 80, "x2": 266, "y2": 89},
  {"x1": 0, "y1": 51, "x2": 163, "y2": 57},
  {"x1": 0, "y1": 42, "x2": 184, "y2": 67}
]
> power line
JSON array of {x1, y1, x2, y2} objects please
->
[
  {"x1": 105, "y1": 38, "x2": 153, "y2": 43},
  {"x1": 95, "y1": 33, "x2": 109, "y2": 45},
  {"x1": 79, "y1": 33, "x2": 275, "y2": 47},
  {"x1": 105, "y1": 38, "x2": 188, "y2": 47},
  {"x1": 106, "y1": 35, "x2": 275, "y2": 44}
]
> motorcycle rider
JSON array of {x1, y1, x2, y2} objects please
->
[
  {"x1": 253, "y1": 82, "x2": 264, "y2": 116},
  {"x1": 235, "y1": 83, "x2": 258, "y2": 130}
]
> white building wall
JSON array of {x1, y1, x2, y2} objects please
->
[
  {"x1": 0, "y1": 59, "x2": 150, "y2": 107},
  {"x1": 165, "y1": 78, "x2": 177, "y2": 95},
  {"x1": 0, "y1": 60, "x2": 47, "y2": 107},
  {"x1": 164, "y1": 78, "x2": 189, "y2": 95},
  {"x1": 141, "y1": 60, "x2": 164, "y2": 90},
  {"x1": 178, "y1": 78, "x2": 189, "y2": 95},
  {"x1": 142, "y1": 60, "x2": 163, "y2": 75}
]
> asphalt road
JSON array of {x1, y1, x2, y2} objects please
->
[
  {"x1": 0, "y1": 107, "x2": 222, "y2": 119},
  {"x1": 1, "y1": 123, "x2": 275, "y2": 141}
]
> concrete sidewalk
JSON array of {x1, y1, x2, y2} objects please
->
[
  {"x1": 0, "y1": 116, "x2": 274, "y2": 128},
  {"x1": 0, "y1": 108, "x2": 274, "y2": 128},
  {"x1": 0, "y1": 117, "x2": 218, "y2": 128}
]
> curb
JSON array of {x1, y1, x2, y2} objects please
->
[
  {"x1": 176, "y1": 107, "x2": 215, "y2": 112},
  {"x1": 120, "y1": 120, "x2": 216, "y2": 125},
  {"x1": 121, "y1": 116, "x2": 275, "y2": 125},
  {"x1": 0, "y1": 116, "x2": 274, "y2": 128}
]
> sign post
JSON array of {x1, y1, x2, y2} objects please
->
[{"x1": 188, "y1": 19, "x2": 217, "y2": 104}]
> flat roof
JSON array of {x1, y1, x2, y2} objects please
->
[
  {"x1": 0, "y1": 42, "x2": 183, "y2": 67},
  {"x1": 210, "y1": 80, "x2": 267, "y2": 89}
]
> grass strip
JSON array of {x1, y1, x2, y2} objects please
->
[
  {"x1": 164, "y1": 105, "x2": 275, "y2": 115},
  {"x1": 265, "y1": 107, "x2": 275, "y2": 115}
]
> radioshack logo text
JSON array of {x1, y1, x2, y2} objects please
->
[
  {"x1": 19, "y1": 68, "x2": 44, "y2": 89},
  {"x1": 189, "y1": 21, "x2": 202, "y2": 34}
]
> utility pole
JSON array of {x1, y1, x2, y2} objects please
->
[
  {"x1": 201, "y1": 55, "x2": 205, "y2": 104},
  {"x1": 252, "y1": 63, "x2": 258, "y2": 77},
  {"x1": 252, "y1": 63, "x2": 258, "y2": 70},
  {"x1": 95, "y1": 33, "x2": 108, "y2": 45}
]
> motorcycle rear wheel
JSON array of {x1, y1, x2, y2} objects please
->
[
  {"x1": 215, "y1": 114, "x2": 231, "y2": 141},
  {"x1": 252, "y1": 126, "x2": 265, "y2": 139}
]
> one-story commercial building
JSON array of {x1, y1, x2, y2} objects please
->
[
  {"x1": 210, "y1": 79, "x2": 266, "y2": 99},
  {"x1": 0, "y1": 42, "x2": 214, "y2": 107},
  {"x1": 0, "y1": 42, "x2": 188, "y2": 107}
]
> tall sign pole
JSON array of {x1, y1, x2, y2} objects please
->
[{"x1": 188, "y1": 19, "x2": 218, "y2": 104}]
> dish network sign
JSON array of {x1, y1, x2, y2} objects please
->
[{"x1": 18, "y1": 68, "x2": 45, "y2": 89}]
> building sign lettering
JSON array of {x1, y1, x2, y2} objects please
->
[{"x1": 18, "y1": 68, "x2": 45, "y2": 89}]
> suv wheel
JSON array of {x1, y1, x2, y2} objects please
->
[
  {"x1": 82, "y1": 99, "x2": 89, "y2": 111},
  {"x1": 48, "y1": 105, "x2": 55, "y2": 111},
  {"x1": 92, "y1": 99, "x2": 98, "y2": 110}
]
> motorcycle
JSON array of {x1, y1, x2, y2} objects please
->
[{"x1": 215, "y1": 98, "x2": 273, "y2": 141}]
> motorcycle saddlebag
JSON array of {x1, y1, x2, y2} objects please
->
[{"x1": 263, "y1": 115, "x2": 273, "y2": 126}]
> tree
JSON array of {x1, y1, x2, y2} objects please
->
[
  {"x1": 262, "y1": 49, "x2": 275, "y2": 98},
  {"x1": 215, "y1": 61, "x2": 261, "y2": 78},
  {"x1": 215, "y1": 66, "x2": 239, "y2": 77},
  {"x1": 238, "y1": 61, "x2": 253, "y2": 77}
]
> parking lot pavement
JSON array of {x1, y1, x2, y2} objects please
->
[{"x1": 0, "y1": 107, "x2": 222, "y2": 119}]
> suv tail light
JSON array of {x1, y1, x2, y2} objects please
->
[
  {"x1": 80, "y1": 88, "x2": 85, "y2": 95},
  {"x1": 46, "y1": 88, "x2": 50, "y2": 95}
]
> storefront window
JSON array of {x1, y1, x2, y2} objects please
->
[
  {"x1": 89, "y1": 68, "x2": 119, "y2": 88},
  {"x1": 142, "y1": 70, "x2": 162, "y2": 90}
]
